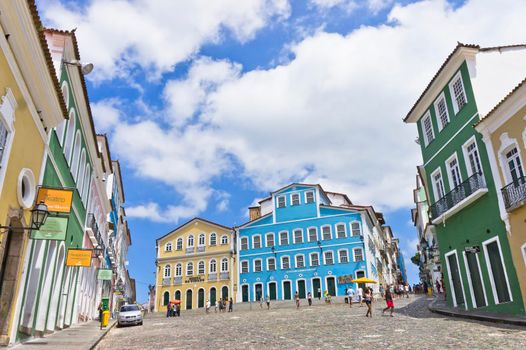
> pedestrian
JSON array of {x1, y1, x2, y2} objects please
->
[
  {"x1": 219, "y1": 298, "x2": 223, "y2": 312},
  {"x1": 357, "y1": 286, "x2": 363, "y2": 306},
  {"x1": 259, "y1": 294, "x2": 263, "y2": 309},
  {"x1": 307, "y1": 292, "x2": 312, "y2": 306},
  {"x1": 382, "y1": 286, "x2": 395, "y2": 317},
  {"x1": 166, "y1": 302, "x2": 170, "y2": 318},
  {"x1": 222, "y1": 298, "x2": 227, "y2": 312},
  {"x1": 214, "y1": 299, "x2": 218, "y2": 313},
  {"x1": 98, "y1": 302, "x2": 103, "y2": 329},
  {"x1": 317, "y1": 288, "x2": 321, "y2": 300},
  {"x1": 266, "y1": 295, "x2": 270, "y2": 310},
  {"x1": 364, "y1": 287, "x2": 372, "y2": 317},
  {"x1": 404, "y1": 284, "x2": 409, "y2": 298},
  {"x1": 295, "y1": 291, "x2": 300, "y2": 309},
  {"x1": 206, "y1": 299, "x2": 210, "y2": 314},
  {"x1": 229, "y1": 297, "x2": 233, "y2": 312},
  {"x1": 379, "y1": 284, "x2": 385, "y2": 298},
  {"x1": 436, "y1": 279, "x2": 441, "y2": 293},
  {"x1": 347, "y1": 288, "x2": 355, "y2": 308}
]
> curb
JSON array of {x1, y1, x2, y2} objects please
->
[
  {"x1": 89, "y1": 320, "x2": 117, "y2": 350},
  {"x1": 428, "y1": 297, "x2": 526, "y2": 327}
]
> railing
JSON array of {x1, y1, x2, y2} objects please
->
[
  {"x1": 220, "y1": 272, "x2": 229, "y2": 280},
  {"x1": 186, "y1": 247, "x2": 195, "y2": 254},
  {"x1": 430, "y1": 172, "x2": 486, "y2": 220},
  {"x1": 197, "y1": 246, "x2": 205, "y2": 253},
  {"x1": 208, "y1": 273, "x2": 217, "y2": 281},
  {"x1": 501, "y1": 177, "x2": 526, "y2": 210},
  {"x1": 174, "y1": 277, "x2": 182, "y2": 285},
  {"x1": 162, "y1": 278, "x2": 171, "y2": 286}
]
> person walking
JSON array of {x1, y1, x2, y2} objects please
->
[
  {"x1": 347, "y1": 288, "x2": 355, "y2": 308},
  {"x1": 295, "y1": 291, "x2": 300, "y2": 309},
  {"x1": 98, "y1": 302, "x2": 104, "y2": 329},
  {"x1": 214, "y1": 299, "x2": 218, "y2": 313},
  {"x1": 364, "y1": 287, "x2": 372, "y2": 317},
  {"x1": 206, "y1": 299, "x2": 210, "y2": 314},
  {"x1": 404, "y1": 284, "x2": 409, "y2": 298},
  {"x1": 317, "y1": 288, "x2": 321, "y2": 300},
  {"x1": 222, "y1": 298, "x2": 227, "y2": 312},
  {"x1": 357, "y1": 286, "x2": 363, "y2": 307},
  {"x1": 382, "y1": 286, "x2": 395, "y2": 317},
  {"x1": 229, "y1": 297, "x2": 233, "y2": 312},
  {"x1": 259, "y1": 294, "x2": 264, "y2": 309},
  {"x1": 265, "y1": 295, "x2": 270, "y2": 310},
  {"x1": 307, "y1": 292, "x2": 312, "y2": 306}
]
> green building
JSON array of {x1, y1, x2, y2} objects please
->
[{"x1": 404, "y1": 43, "x2": 526, "y2": 315}]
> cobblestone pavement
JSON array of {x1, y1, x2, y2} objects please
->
[{"x1": 96, "y1": 296, "x2": 526, "y2": 350}]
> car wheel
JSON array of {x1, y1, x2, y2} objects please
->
[{"x1": 139, "y1": 321, "x2": 143, "y2": 326}]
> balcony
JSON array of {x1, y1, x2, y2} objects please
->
[
  {"x1": 197, "y1": 246, "x2": 205, "y2": 253},
  {"x1": 430, "y1": 172, "x2": 487, "y2": 224},
  {"x1": 174, "y1": 277, "x2": 182, "y2": 285},
  {"x1": 501, "y1": 177, "x2": 526, "y2": 211},
  {"x1": 186, "y1": 247, "x2": 195, "y2": 254},
  {"x1": 162, "y1": 278, "x2": 171, "y2": 286},
  {"x1": 220, "y1": 272, "x2": 229, "y2": 281},
  {"x1": 208, "y1": 273, "x2": 217, "y2": 281}
]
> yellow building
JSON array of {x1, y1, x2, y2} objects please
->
[
  {"x1": 476, "y1": 79, "x2": 526, "y2": 310},
  {"x1": 0, "y1": 1, "x2": 66, "y2": 345},
  {"x1": 155, "y1": 218, "x2": 236, "y2": 311}
]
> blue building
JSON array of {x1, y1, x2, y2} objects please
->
[{"x1": 236, "y1": 184, "x2": 382, "y2": 302}]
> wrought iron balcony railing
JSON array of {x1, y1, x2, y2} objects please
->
[
  {"x1": 430, "y1": 172, "x2": 486, "y2": 220},
  {"x1": 220, "y1": 272, "x2": 229, "y2": 280},
  {"x1": 197, "y1": 246, "x2": 205, "y2": 253},
  {"x1": 162, "y1": 278, "x2": 171, "y2": 286},
  {"x1": 208, "y1": 273, "x2": 217, "y2": 281},
  {"x1": 501, "y1": 176, "x2": 526, "y2": 210},
  {"x1": 173, "y1": 277, "x2": 182, "y2": 285}
]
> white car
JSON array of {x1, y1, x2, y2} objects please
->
[{"x1": 117, "y1": 304, "x2": 143, "y2": 327}]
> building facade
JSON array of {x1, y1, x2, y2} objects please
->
[
  {"x1": 404, "y1": 43, "x2": 526, "y2": 314},
  {"x1": 155, "y1": 218, "x2": 235, "y2": 311},
  {"x1": 475, "y1": 79, "x2": 526, "y2": 310}
]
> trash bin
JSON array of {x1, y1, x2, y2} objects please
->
[
  {"x1": 427, "y1": 287, "x2": 433, "y2": 296},
  {"x1": 102, "y1": 310, "x2": 110, "y2": 327}
]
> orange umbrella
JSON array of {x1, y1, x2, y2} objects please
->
[{"x1": 170, "y1": 300, "x2": 181, "y2": 305}]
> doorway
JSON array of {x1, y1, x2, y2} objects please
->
[
  {"x1": 283, "y1": 281, "x2": 291, "y2": 300},
  {"x1": 327, "y1": 277, "x2": 336, "y2": 296},
  {"x1": 242, "y1": 285, "x2": 249, "y2": 302},
  {"x1": 312, "y1": 278, "x2": 321, "y2": 299},
  {"x1": 175, "y1": 290, "x2": 181, "y2": 301},
  {"x1": 209, "y1": 287, "x2": 216, "y2": 305},
  {"x1": 198, "y1": 289, "x2": 205, "y2": 308},
  {"x1": 269, "y1": 282, "x2": 277, "y2": 300},
  {"x1": 186, "y1": 290, "x2": 193, "y2": 310},
  {"x1": 222, "y1": 286, "x2": 228, "y2": 300},
  {"x1": 297, "y1": 280, "x2": 306, "y2": 299},
  {"x1": 254, "y1": 283, "x2": 263, "y2": 301},
  {"x1": 447, "y1": 252, "x2": 465, "y2": 307}
]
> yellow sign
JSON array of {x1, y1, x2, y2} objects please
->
[
  {"x1": 37, "y1": 187, "x2": 74, "y2": 213},
  {"x1": 66, "y1": 249, "x2": 92, "y2": 267}
]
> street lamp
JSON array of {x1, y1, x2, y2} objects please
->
[
  {"x1": 317, "y1": 240, "x2": 323, "y2": 252},
  {"x1": 0, "y1": 201, "x2": 49, "y2": 231},
  {"x1": 62, "y1": 59, "x2": 94, "y2": 75},
  {"x1": 271, "y1": 246, "x2": 277, "y2": 257}
]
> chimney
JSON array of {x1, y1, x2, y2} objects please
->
[{"x1": 249, "y1": 206, "x2": 261, "y2": 221}]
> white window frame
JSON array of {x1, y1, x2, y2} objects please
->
[
  {"x1": 210, "y1": 232, "x2": 217, "y2": 246},
  {"x1": 240, "y1": 237, "x2": 248, "y2": 250},
  {"x1": 295, "y1": 254, "x2": 305, "y2": 268},
  {"x1": 163, "y1": 264, "x2": 171, "y2": 278},
  {"x1": 446, "y1": 153, "x2": 462, "y2": 190},
  {"x1": 444, "y1": 249, "x2": 467, "y2": 309},
  {"x1": 209, "y1": 259, "x2": 217, "y2": 273},
  {"x1": 279, "y1": 231, "x2": 289, "y2": 245},
  {"x1": 265, "y1": 232, "x2": 275, "y2": 247},
  {"x1": 198, "y1": 260, "x2": 205, "y2": 275},
  {"x1": 276, "y1": 195, "x2": 286, "y2": 208},
  {"x1": 221, "y1": 235, "x2": 229, "y2": 245},
  {"x1": 482, "y1": 236, "x2": 513, "y2": 304},
  {"x1": 267, "y1": 257, "x2": 276, "y2": 271},
  {"x1": 175, "y1": 263, "x2": 182, "y2": 276},
  {"x1": 431, "y1": 167, "x2": 446, "y2": 202},
  {"x1": 462, "y1": 136, "x2": 484, "y2": 177},
  {"x1": 176, "y1": 238, "x2": 183, "y2": 250},
  {"x1": 307, "y1": 227, "x2": 318, "y2": 242},
  {"x1": 449, "y1": 71, "x2": 468, "y2": 115},
  {"x1": 350, "y1": 221, "x2": 361, "y2": 237},
  {"x1": 281, "y1": 256, "x2": 290, "y2": 269},
  {"x1": 252, "y1": 234, "x2": 262, "y2": 249},
  {"x1": 310, "y1": 252, "x2": 319, "y2": 267},
  {"x1": 462, "y1": 251, "x2": 488, "y2": 309},
  {"x1": 186, "y1": 262, "x2": 194, "y2": 276},
  {"x1": 198, "y1": 233, "x2": 205, "y2": 246},
  {"x1": 291, "y1": 193, "x2": 300, "y2": 206},
  {"x1": 241, "y1": 260, "x2": 249, "y2": 274},
  {"x1": 305, "y1": 190, "x2": 315, "y2": 204},
  {"x1": 321, "y1": 225, "x2": 332, "y2": 240},
  {"x1": 522, "y1": 243, "x2": 526, "y2": 268},
  {"x1": 338, "y1": 249, "x2": 349, "y2": 263},
  {"x1": 335, "y1": 223, "x2": 346, "y2": 239},
  {"x1": 0, "y1": 89, "x2": 16, "y2": 196},
  {"x1": 165, "y1": 242, "x2": 172, "y2": 252},
  {"x1": 324, "y1": 250, "x2": 334, "y2": 265},
  {"x1": 221, "y1": 258, "x2": 229, "y2": 272},
  {"x1": 253, "y1": 259, "x2": 263, "y2": 272},
  {"x1": 502, "y1": 144, "x2": 525, "y2": 185},
  {"x1": 434, "y1": 91, "x2": 450, "y2": 131},
  {"x1": 187, "y1": 234, "x2": 194, "y2": 248},
  {"x1": 422, "y1": 111, "x2": 435, "y2": 147},
  {"x1": 293, "y1": 228, "x2": 303, "y2": 244},
  {"x1": 352, "y1": 248, "x2": 364, "y2": 262}
]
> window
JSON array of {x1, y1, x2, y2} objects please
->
[
  {"x1": 295, "y1": 255, "x2": 305, "y2": 268},
  {"x1": 267, "y1": 257, "x2": 276, "y2": 271},
  {"x1": 447, "y1": 156, "x2": 462, "y2": 189},
  {"x1": 336, "y1": 224, "x2": 346, "y2": 238},
  {"x1": 293, "y1": 229, "x2": 303, "y2": 244},
  {"x1": 210, "y1": 233, "x2": 217, "y2": 246},
  {"x1": 82, "y1": 166, "x2": 90, "y2": 204},
  {"x1": 176, "y1": 238, "x2": 183, "y2": 250},
  {"x1": 165, "y1": 242, "x2": 172, "y2": 252},
  {"x1": 432, "y1": 169, "x2": 445, "y2": 201},
  {"x1": 434, "y1": 93, "x2": 449, "y2": 130},
  {"x1": 163, "y1": 265, "x2": 171, "y2": 278},
  {"x1": 221, "y1": 258, "x2": 228, "y2": 272},
  {"x1": 77, "y1": 150, "x2": 86, "y2": 186},
  {"x1": 310, "y1": 252, "x2": 319, "y2": 266},
  {"x1": 198, "y1": 261, "x2": 205, "y2": 274},
  {"x1": 281, "y1": 256, "x2": 290, "y2": 269},
  {"x1": 279, "y1": 231, "x2": 289, "y2": 245},
  {"x1": 291, "y1": 193, "x2": 300, "y2": 206},
  {"x1": 450, "y1": 72, "x2": 467, "y2": 114},
  {"x1": 240, "y1": 237, "x2": 248, "y2": 250},
  {"x1": 353, "y1": 248, "x2": 364, "y2": 262},
  {"x1": 464, "y1": 139, "x2": 483, "y2": 176},
  {"x1": 422, "y1": 112, "x2": 435, "y2": 146},
  {"x1": 186, "y1": 262, "x2": 194, "y2": 275},
  {"x1": 198, "y1": 233, "x2": 205, "y2": 246},
  {"x1": 175, "y1": 263, "x2": 182, "y2": 276},
  {"x1": 308, "y1": 227, "x2": 317, "y2": 242},
  {"x1": 71, "y1": 132, "x2": 81, "y2": 178},
  {"x1": 506, "y1": 147, "x2": 524, "y2": 183},
  {"x1": 253, "y1": 235, "x2": 262, "y2": 249},
  {"x1": 324, "y1": 251, "x2": 334, "y2": 265},
  {"x1": 266, "y1": 233, "x2": 275, "y2": 247},
  {"x1": 241, "y1": 260, "x2": 249, "y2": 273},
  {"x1": 209, "y1": 259, "x2": 217, "y2": 273},
  {"x1": 351, "y1": 222, "x2": 361, "y2": 236},
  {"x1": 339, "y1": 250, "x2": 349, "y2": 263},
  {"x1": 187, "y1": 235, "x2": 194, "y2": 247},
  {"x1": 277, "y1": 196, "x2": 286, "y2": 208},
  {"x1": 64, "y1": 110, "x2": 76, "y2": 163},
  {"x1": 305, "y1": 191, "x2": 314, "y2": 203},
  {"x1": 0, "y1": 121, "x2": 10, "y2": 165},
  {"x1": 322, "y1": 226, "x2": 331, "y2": 240},
  {"x1": 483, "y1": 238, "x2": 511, "y2": 304},
  {"x1": 221, "y1": 235, "x2": 228, "y2": 245},
  {"x1": 254, "y1": 259, "x2": 262, "y2": 272}
]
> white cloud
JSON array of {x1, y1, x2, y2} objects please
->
[
  {"x1": 41, "y1": 0, "x2": 290, "y2": 80},
  {"x1": 91, "y1": 98, "x2": 122, "y2": 133},
  {"x1": 310, "y1": 0, "x2": 358, "y2": 13}
]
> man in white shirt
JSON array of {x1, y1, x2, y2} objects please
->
[
  {"x1": 347, "y1": 288, "x2": 355, "y2": 307},
  {"x1": 357, "y1": 287, "x2": 363, "y2": 306}
]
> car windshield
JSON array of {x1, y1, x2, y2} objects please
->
[{"x1": 120, "y1": 305, "x2": 139, "y2": 312}]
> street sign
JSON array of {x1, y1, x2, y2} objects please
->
[
  {"x1": 97, "y1": 268, "x2": 113, "y2": 280},
  {"x1": 66, "y1": 249, "x2": 92, "y2": 267},
  {"x1": 37, "y1": 187, "x2": 74, "y2": 213},
  {"x1": 31, "y1": 216, "x2": 69, "y2": 240},
  {"x1": 464, "y1": 246, "x2": 480, "y2": 254}
]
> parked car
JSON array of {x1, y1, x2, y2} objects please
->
[{"x1": 117, "y1": 304, "x2": 143, "y2": 327}]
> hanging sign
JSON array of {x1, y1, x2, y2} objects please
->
[
  {"x1": 98, "y1": 269, "x2": 113, "y2": 280},
  {"x1": 464, "y1": 246, "x2": 480, "y2": 254},
  {"x1": 338, "y1": 275, "x2": 354, "y2": 284},
  {"x1": 66, "y1": 249, "x2": 92, "y2": 267},
  {"x1": 31, "y1": 216, "x2": 69, "y2": 240},
  {"x1": 37, "y1": 187, "x2": 74, "y2": 213}
]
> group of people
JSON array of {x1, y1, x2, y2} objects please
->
[
  {"x1": 342, "y1": 284, "x2": 403, "y2": 318},
  {"x1": 166, "y1": 302, "x2": 181, "y2": 317},
  {"x1": 205, "y1": 297, "x2": 234, "y2": 313}
]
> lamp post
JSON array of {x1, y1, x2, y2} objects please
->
[
  {"x1": 317, "y1": 240, "x2": 323, "y2": 253},
  {"x1": 0, "y1": 201, "x2": 49, "y2": 231}
]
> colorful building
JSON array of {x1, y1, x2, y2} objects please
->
[
  {"x1": 404, "y1": 43, "x2": 526, "y2": 314},
  {"x1": 475, "y1": 78, "x2": 526, "y2": 310},
  {"x1": 155, "y1": 218, "x2": 235, "y2": 311}
]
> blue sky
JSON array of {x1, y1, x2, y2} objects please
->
[{"x1": 37, "y1": 0, "x2": 526, "y2": 302}]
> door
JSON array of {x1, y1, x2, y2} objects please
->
[
  {"x1": 186, "y1": 290, "x2": 193, "y2": 310},
  {"x1": 222, "y1": 286, "x2": 228, "y2": 300},
  {"x1": 255, "y1": 283, "x2": 263, "y2": 301},
  {"x1": 241, "y1": 285, "x2": 249, "y2": 302},
  {"x1": 269, "y1": 283, "x2": 277, "y2": 300},
  {"x1": 198, "y1": 289, "x2": 205, "y2": 308},
  {"x1": 297, "y1": 280, "x2": 306, "y2": 299},
  {"x1": 175, "y1": 290, "x2": 181, "y2": 301},
  {"x1": 356, "y1": 270, "x2": 366, "y2": 291},
  {"x1": 163, "y1": 291, "x2": 169, "y2": 306},
  {"x1": 210, "y1": 287, "x2": 216, "y2": 305},
  {"x1": 312, "y1": 278, "x2": 321, "y2": 298},
  {"x1": 447, "y1": 253, "x2": 464, "y2": 307},
  {"x1": 283, "y1": 281, "x2": 292, "y2": 300},
  {"x1": 465, "y1": 253, "x2": 486, "y2": 308},
  {"x1": 327, "y1": 277, "x2": 336, "y2": 296}
]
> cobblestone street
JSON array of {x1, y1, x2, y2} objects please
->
[{"x1": 97, "y1": 296, "x2": 526, "y2": 349}]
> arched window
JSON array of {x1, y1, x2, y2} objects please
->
[
  {"x1": 77, "y1": 149, "x2": 86, "y2": 188},
  {"x1": 221, "y1": 258, "x2": 228, "y2": 272},
  {"x1": 221, "y1": 235, "x2": 228, "y2": 245},
  {"x1": 210, "y1": 232, "x2": 217, "y2": 246},
  {"x1": 163, "y1": 265, "x2": 171, "y2": 278},
  {"x1": 165, "y1": 243, "x2": 172, "y2": 252},
  {"x1": 176, "y1": 238, "x2": 183, "y2": 250},
  {"x1": 209, "y1": 259, "x2": 217, "y2": 273},
  {"x1": 186, "y1": 262, "x2": 194, "y2": 275},
  {"x1": 64, "y1": 109, "x2": 76, "y2": 162},
  {"x1": 71, "y1": 132, "x2": 82, "y2": 178},
  {"x1": 198, "y1": 233, "x2": 205, "y2": 246},
  {"x1": 198, "y1": 261, "x2": 205, "y2": 274},
  {"x1": 82, "y1": 165, "x2": 91, "y2": 203},
  {"x1": 175, "y1": 263, "x2": 182, "y2": 276},
  {"x1": 187, "y1": 235, "x2": 194, "y2": 247}
]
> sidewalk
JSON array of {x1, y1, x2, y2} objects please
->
[
  {"x1": 11, "y1": 319, "x2": 116, "y2": 350},
  {"x1": 428, "y1": 294, "x2": 526, "y2": 326}
]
